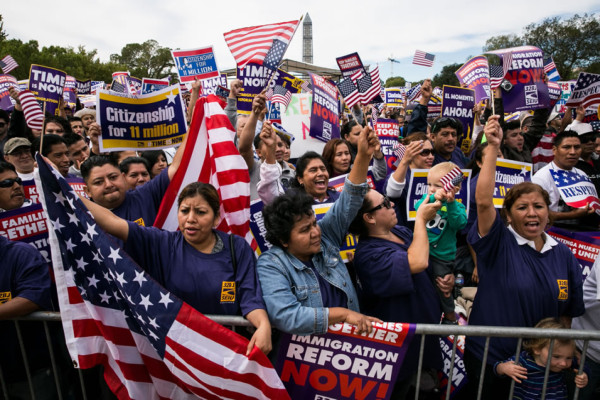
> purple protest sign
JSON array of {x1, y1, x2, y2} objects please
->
[
  {"x1": 63, "y1": 76, "x2": 77, "y2": 110},
  {"x1": 441, "y1": 86, "x2": 475, "y2": 155},
  {"x1": 0, "y1": 203, "x2": 51, "y2": 265},
  {"x1": 274, "y1": 69, "x2": 303, "y2": 94},
  {"x1": 548, "y1": 227, "x2": 600, "y2": 281},
  {"x1": 310, "y1": 74, "x2": 340, "y2": 142},
  {"x1": 76, "y1": 79, "x2": 91, "y2": 94},
  {"x1": 0, "y1": 74, "x2": 18, "y2": 111},
  {"x1": 275, "y1": 322, "x2": 415, "y2": 400},
  {"x1": 488, "y1": 46, "x2": 549, "y2": 112},
  {"x1": 237, "y1": 63, "x2": 272, "y2": 114},
  {"x1": 29, "y1": 64, "x2": 67, "y2": 115},
  {"x1": 200, "y1": 73, "x2": 227, "y2": 95},
  {"x1": 336, "y1": 52, "x2": 365, "y2": 78},
  {"x1": 375, "y1": 118, "x2": 400, "y2": 173},
  {"x1": 455, "y1": 56, "x2": 491, "y2": 103},
  {"x1": 547, "y1": 81, "x2": 562, "y2": 108}
]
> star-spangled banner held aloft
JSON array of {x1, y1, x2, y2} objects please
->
[
  {"x1": 19, "y1": 90, "x2": 44, "y2": 130},
  {"x1": 412, "y1": 50, "x2": 435, "y2": 67},
  {"x1": 34, "y1": 154, "x2": 288, "y2": 400},
  {"x1": 544, "y1": 57, "x2": 560, "y2": 82},
  {"x1": 267, "y1": 84, "x2": 292, "y2": 111},
  {"x1": 336, "y1": 78, "x2": 360, "y2": 108},
  {"x1": 223, "y1": 19, "x2": 300, "y2": 69},
  {"x1": 0, "y1": 55, "x2": 18, "y2": 74},
  {"x1": 565, "y1": 72, "x2": 600, "y2": 110}
]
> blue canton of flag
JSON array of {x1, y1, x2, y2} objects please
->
[
  {"x1": 489, "y1": 65, "x2": 505, "y2": 90},
  {"x1": 337, "y1": 78, "x2": 360, "y2": 108},
  {"x1": 263, "y1": 39, "x2": 287, "y2": 71},
  {"x1": 270, "y1": 84, "x2": 293, "y2": 110},
  {"x1": 34, "y1": 155, "x2": 289, "y2": 399},
  {"x1": 549, "y1": 168, "x2": 600, "y2": 213},
  {"x1": 544, "y1": 57, "x2": 561, "y2": 82},
  {"x1": 566, "y1": 72, "x2": 600, "y2": 109}
]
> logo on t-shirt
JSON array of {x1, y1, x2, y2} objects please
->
[
  {"x1": 557, "y1": 279, "x2": 568, "y2": 300},
  {"x1": 220, "y1": 281, "x2": 236, "y2": 303},
  {"x1": 0, "y1": 291, "x2": 11, "y2": 304},
  {"x1": 134, "y1": 218, "x2": 145, "y2": 227}
]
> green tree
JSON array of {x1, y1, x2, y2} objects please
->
[
  {"x1": 431, "y1": 63, "x2": 461, "y2": 88},
  {"x1": 110, "y1": 40, "x2": 174, "y2": 79},
  {"x1": 483, "y1": 14, "x2": 600, "y2": 80},
  {"x1": 385, "y1": 76, "x2": 406, "y2": 88}
]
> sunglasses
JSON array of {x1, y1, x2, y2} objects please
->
[
  {"x1": 367, "y1": 195, "x2": 392, "y2": 213},
  {"x1": 0, "y1": 177, "x2": 22, "y2": 188},
  {"x1": 419, "y1": 149, "x2": 433, "y2": 156}
]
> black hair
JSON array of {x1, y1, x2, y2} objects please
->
[
  {"x1": 503, "y1": 120, "x2": 521, "y2": 137},
  {"x1": 263, "y1": 189, "x2": 315, "y2": 248},
  {"x1": 62, "y1": 132, "x2": 85, "y2": 147},
  {"x1": 0, "y1": 110, "x2": 8, "y2": 123},
  {"x1": 140, "y1": 150, "x2": 168, "y2": 176},
  {"x1": 348, "y1": 189, "x2": 375, "y2": 236},
  {"x1": 0, "y1": 161, "x2": 16, "y2": 174},
  {"x1": 119, "y1": 157, "x2": 151, "y2": 174},
  {"x1": 43, "y1": 115, "x2": 72, "y2": 135},
  {"x1": 341, "y1": 120, "x2": 359, "y2": 140},
  {"x1": 31, "y1": 134, "x2": 67, "y2": 157},
  {"x1": 80, "y1": 155, "x2": 118, "y2": 182},
  {"x1": 291, "y1": 151, "x2": 327, "y2": 189},
  {"x1": 553, "y1": 130, "x2": 580, "y2": 147},
  {"x1": 67, "y1": 116, "x2": 82, "y2": 123},
  {"x1": 466, "y1": 142, "x2": 489, "y2": 176},
  {"x1": 177, "y1": 182, "x2": 221, "y2": 216},
  {"x1": 431, "y1": 117, "x2": 463, "y2": 137}
]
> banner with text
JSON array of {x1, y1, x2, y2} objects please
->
[
  {"x1": 0, "y1": 74, "x2": 18, "y2": 111},
  {"x1": 201, "y1": 73, "x2": 227, "y2": 95},
  {"x1": 384, "y1": 88, "x2": 405, "y2": 107},
  {"x1": 375, "y1": 118, "x2": 400, "y2": 173},
  {"x1": 141, "y1": 78, "x2": 170, "y2": 95},
  {"x1": 310, "y1": 74, "x2": 340, "y2": 143},
  {"x1": 172, "y1": 46, "x2": 219, "y2": 83},
  {"x1": 76, "y1": 79, "x2": 91, "y2": 95},
  {"x1": 336, "y1": 52, "x2": 365, "y2": 78},
  {"x1": 406, "y1": 169, "x2": 471, "y2": 221},
  {"x1": 492, "y1": 159, "x2": 532, "y2": 208},
  {"x1": 547, "y1": 227, "x2": 600, "y2": 281},
  {"x1": 551, "y1": 169, "x2": 600, "y2": 214},
  {"x1": 280, "y1": 93, "x2": 327, "y2": 157},
  {"x1": 275, "y1": 322, "x2": 415, "y2": 400},
  {"x1": 237, "y1": 63, "x2": 272, "y2": 114},
  {"x1": 29, "y1": 64, "x2": 67, "y2": 115},
  {"x1": 441, "y1": 86, "x2": 475, "y2": 155},
  {"x1": 455, "y1": 56, "x2": 491, "y2": 104},
  {"x1": 0, "y1": 203, "x2": 51, "y2": 265},
  {"x1": 96, "y1": 84, "x2": 187, "y2": 151}
]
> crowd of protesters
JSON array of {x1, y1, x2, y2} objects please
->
[{"x1": 1, "y1": 67, "x2": 600, "y2": 400}]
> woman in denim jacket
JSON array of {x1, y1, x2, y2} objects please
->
[{"x1": 257, "y1": 125, "x2": 381, "y2": 335}]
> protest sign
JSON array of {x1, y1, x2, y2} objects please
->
[
  {"x1": 22, "y1": 177, "x2": 87, "y2": 205},
  {"x1": 336, "y1": 52, "x2": 365, "y2": 78},
  {"x1": 128, "y1": 76, "x2": 142, "y2": 95},
  {"x1": 76, "y1": 79, "x2": 91, "y2": 94},
  {"x1": 17, "y1": 80, "x2": 28, "y2": 91},
  {"x1": 406, "y1": 169, "x2": 471, "y2": 221},
  {"x1": 281, "y1": 93, "x2": 326, "y2": 157},
  {"x1": 141, "y1": 78, "x2": 170, "y2": 95},
  {"x1": 455, "y1": 56, "x2": 491, "y2": 103},
  {"x1": 375, "y1": 118, "x2": 400, "y2": 172},
  {"x1": 237, "y1": 63, "x2": 272, "y2": 114},
  {"x1": 384, "y1": 88, "x2": 405, "y2": 107},
  {"x1": 548, "y1": 227, "x2": 600, "y2": 281},
  {"x1": 96, "y1": 84, "x2": 187, "y2": 151},
  {"x1": 63, "y1": 75, "x2": 77, "y2": 110},
  {"x1": 556, "y1": 81, "x2": 576, "y2": 113},
  {"x1": 310, "y1": 74, "x2": 340, "y2": 142},
  {"x1": 441, "y1": 86, "x2": 475, "y2": 154},
  {"x1": 91, "y1": 80, "x2": 105, "y2": 94},
  {"x1": 0, "y1": 203, "x2": 51, "y2": 264},
  {"x1": 0, "y1": 74, "x2": 18, "y2": 111},
  {"x1": 268, "y1": 102, "x2": 281, "y2": 124},
  {"x1": 488, "y1": 46, "x2": 549, "y2": 112},
  {"x1": 550, "y1": 169, "x2": 600, "y2": 214},
  {"x1": 29, "y1": 64, "x2": 67, "y2": 115},
  {"x1": 565, "y1": 72, "x2": 600, "y2": 110},
  {"x1": 439, "y1": 315, "x2": 468, "y2": 398},
  {"x1": 200, "y1": 73, "x2": 227, "y2": 95},
  {"x1": 172, "y1": 46, "x2": 220, "y2": 83},
  {"x1": 275, "y1": 322, "x2": 415, "y2": 400},
  {"x1": 548, "y1": 81, "x2": 562, "y2": 108},
  {"x1": 491, "y1": 159, "x2": 532, "y2": 207},
  {"x1": 112, "y1": 71, "x2": 129, "y2": 84}
]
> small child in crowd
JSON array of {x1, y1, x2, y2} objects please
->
[
  {"x1": 495, "y1": 317, "x2": 588, "y2": 400},
  {"x1": 415, "y1": 162, "x2": 467, "y2": 324}
]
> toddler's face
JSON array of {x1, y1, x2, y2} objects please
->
[{"x1": 533, "y1": 342, "x2": 575, "y2": 373}]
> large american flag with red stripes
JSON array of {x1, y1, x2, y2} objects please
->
[
  {"x1": 35, "y1": 155, "x2": 287, "y2": 399},
  {"x1": 223, "y1": 20, "x2": 299, "y2": 69},
  {"x1": 154, "y1": 94, "x2": 257, "y2": 250}
]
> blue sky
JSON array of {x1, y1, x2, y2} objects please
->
[{"x1": 2, "y1": 0, "x2": 600, "y2": 82}]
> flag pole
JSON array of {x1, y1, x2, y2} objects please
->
[{"x1": 39, "y1": 101, "x2": 47, "y2": 154}]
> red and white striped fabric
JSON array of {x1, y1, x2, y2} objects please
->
[
  {"x1": 19, "y1": 90, "x2": 44, "y2": 130},
  {"x1": 154, "y1": 95, "x2": 256, "y2": 249},
  {"x1": 224, "y1": 20, "x2": 299, "y2": 69},
  {"x1": 531, "y1": 132, "x2": 556, "y2": 173},
  {"x1": 440, "y1": 166, "x2": 464, "y2": 192}
]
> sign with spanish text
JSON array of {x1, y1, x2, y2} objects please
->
[
  {"x1": 171, "y1": 46, "x2": 220, "y2": 83},
  {"x1": 441, "y1": 86, "x2": 475, "y2": 155},
  {"x1": 96, "y1": 84, "x2": 187, "y2": 151},
  {"x1": 22, "y1": 177, "x2": 88, "y2": 205},
  {"x1": 336, "y1": 52, "x2": 365, "y2": 78},
  {"x1": 406, "y1": 169, "x2": 471, "y2": 221},
  {"x1": 548, "y1": 227, "x2": 600, "y2": 281},
  {"x1": 454, "y1": 56, "x2": 491, "y2": 103},
  {"x1": 0, "y1": 74, "x2": 18, "y2": 111},
  {"x1": 29, "y1": 64, "x2": 67, "y2": 115},
  {"x1": 492, "y1": 159, "x2": 532, "y2": 208},
  {"x1": 375, "y1": 118, "x2": 400, "y2": 173},
  {"x1": 275, "y1": 322, "x2": 415, "y2": 400},
  {"x1": 91, "y1": 81, "x2": 105, "y2": 94},
  {"x1": 0, "y1": 203, "x2": 51, "y2": 265},
  {"x1": 310, "y1": 74, "x2": 340, "y2": 143}
]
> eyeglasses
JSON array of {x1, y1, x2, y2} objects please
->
[
  {"x1": 419, "y1": 149, "x2": 433, "y2": 156},
  {"x1": 367, "y1": 195, "x2": 392, "y2": 213},
  {"x1": 0, "y1": 177, "x2": 22, "y2": 188}
]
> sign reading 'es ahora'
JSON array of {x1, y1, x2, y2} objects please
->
[{"x1": 96, "y1": 84, "x2": 187, "y2": 151}]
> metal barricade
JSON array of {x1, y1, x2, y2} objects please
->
[{"x1": 2, "y1": 312, "x2": 599, "y2": 400}]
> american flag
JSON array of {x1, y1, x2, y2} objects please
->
[
  {"x1": 337, "y1": 78, "x2": 360, "y2": 108},
  {"x1": 19, "y1": 90, "x2": 44, "y2": 130},
  {"x1": 565, "y1": 72, "x2": 600, "y2": 110},
  {"x1": 262, "y1": 39, "x2": 287, "y2": 71},
  {"x1": 440, "y1": 166, "x2": 464, "y2": 192},
  {"x1": 489, "y1": 65, "x2": 505, "y2": 90},
  {"x1": 35, "y1": 155, "x2": 288, "y2": 400},
  {"x1": 300, "y1": 79, "x2": 311, "y2": 93},
  {"x1": 154, "y1": 94, "x2": 257, "y2": 249},
  {"x1": 224, "y1": 20, "x2": 300, "y2": 69},
  {"x1": 392, "y1": 143, "x2": 406, "y2": 167},
  {"x1": 267, "y1": 84, "x2": 293, "y2": 111},
  {"x1": 406, "y1": 83, "x2": 422, "y2": 103},
  {"x1": 351, "y1": 67, "x2": 381, "y2": 105},
  {"x1": 412, "y1": 50, "x2": 435, "y2": 67},
  {"x1": 544, "y1": 57, "x2": 560, "y2": 81},
  {"x1": 0, "y1": 55, "x2": 18, "y2": 74}
]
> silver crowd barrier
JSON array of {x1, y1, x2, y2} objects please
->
[{"x1": 2, "y1": 312, "x2": 599, "y2": 400}]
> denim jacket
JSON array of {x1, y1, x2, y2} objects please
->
[{"x1": 257, "y1": 178, "x2": 369, "y2": 335}]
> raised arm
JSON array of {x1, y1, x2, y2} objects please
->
[
  {"x1": 387, "y1": 140, "x2": 423, "y2": 197},
  {"x1": 476, "y1": 115, "x2": 502, "y2": 237},
  {"x1": 80, "y1": 197, "x2": 130, "y2": 242},
  {"x1": 239, "y1": 92, "x2": 267, "y2": 169},
  {"x1": 347, "y1": 125, "x2": 378, "y2": 184}
]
